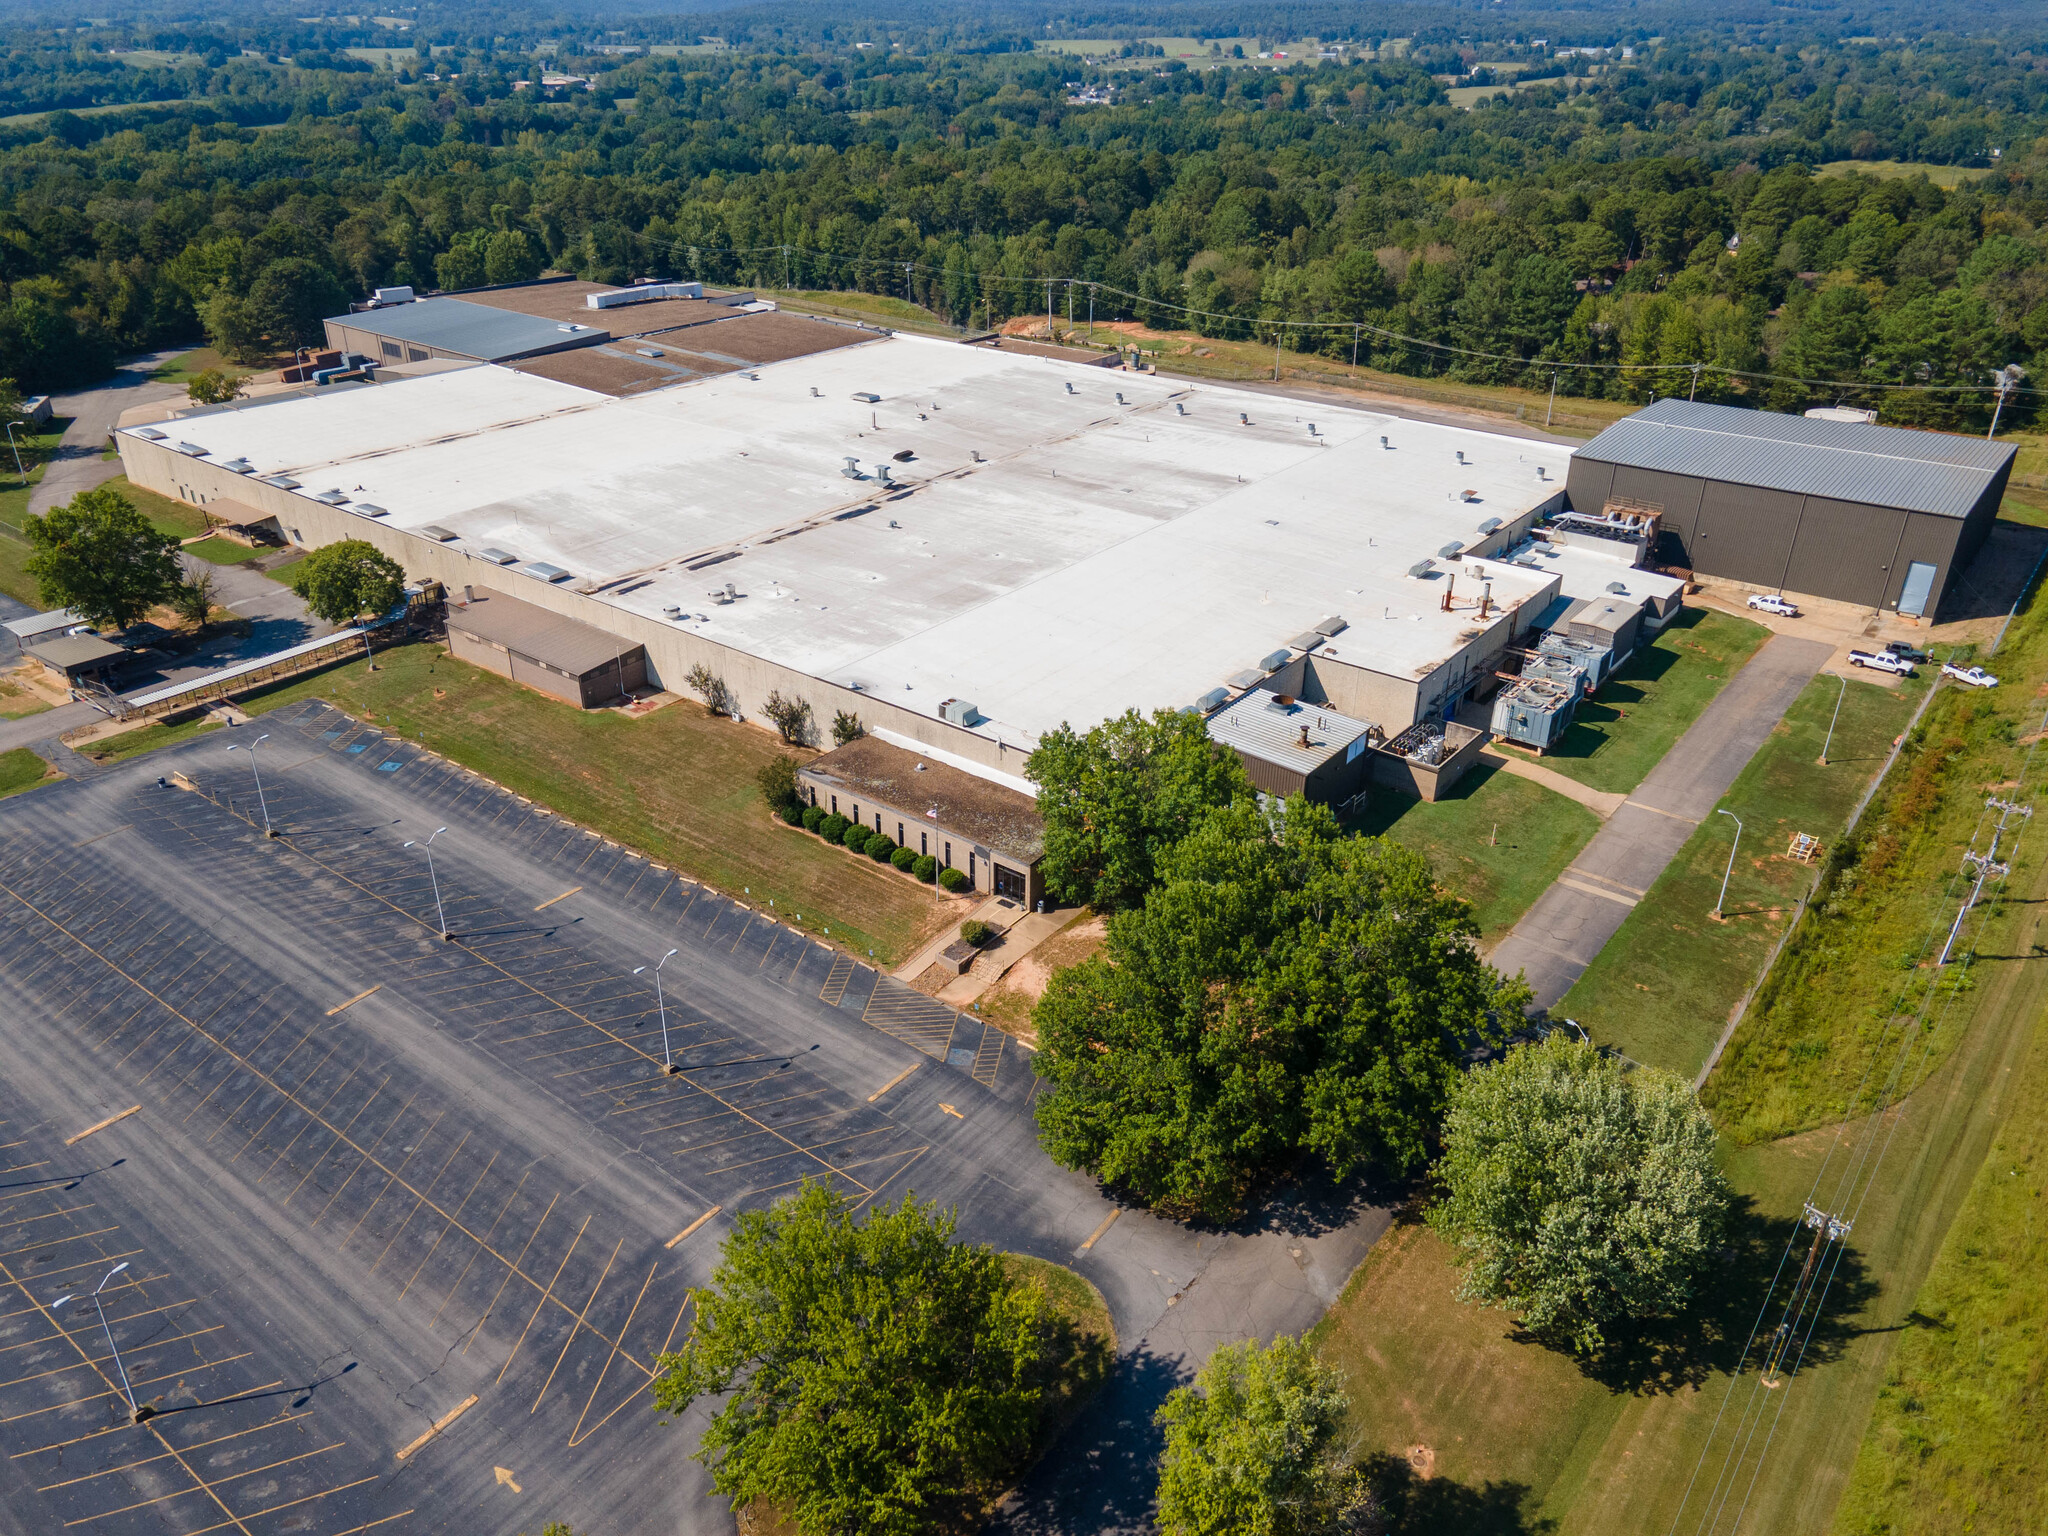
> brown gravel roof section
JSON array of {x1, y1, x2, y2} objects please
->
[
  {"x1": 685, "y1": 311, "x2": 876, "y2": 365},
  {"x1": 457, "y1": 279, "x2": 721, "y2": 337},
  {"x1": 799, "y1": 735, "x2": 1043, "y2": 861},
  {"x1": 507, "y1": 346, "x2": 712, "y2": 396}
]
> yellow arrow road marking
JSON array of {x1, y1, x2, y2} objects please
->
[
  {"x1": 494, "y1": 1467, "x2": 521, "y2": 1493},
  {"x1": 938, "y1": 1103, "x2": 963, "y2": 1120}
]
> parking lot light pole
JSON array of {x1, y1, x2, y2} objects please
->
[
  {"x1": 5, "y1": 420, "x2": 25, "y2": 479},
  {"x1": 1715, "y1": 808, "x2": 1744, "y2": 919},
  {"x1": 402, "y1": 827, "x2": 450, "y2": 939},
  {"x1": 1819, "y1": 672, "x2": 1847, "y2": 766},
  {"x1": 635, "y1": 947, "x2": 681, "y2": 1074},
  {"x1": 225, "y1": 734, "x2": 274, "y2": 836},
  {"x1": 53, "y1": 1262, "x2": 148, "y2": 1422}
]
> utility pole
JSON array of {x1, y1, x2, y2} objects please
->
[
  {"x1": 1714, "y1": 807, "x2": 1743, "y2": 918},
  {"x1": 1352, "y1": 324, "x2": 1360, "y2": 369},
  {"x1": 783, "y1": 243, "x2": 791, "y2": 291},
  {"x1": 1760, "y1": 1202, "x2": 1852, "y2": 1387},
  {"x1": 1087, "y1": 284, "x2": 1095, "y2": 340},
  {"x1": 1046, "y1": 277, "x2": 1053, "y2": 340},
  {"x1": 1066, "y1": 278, "x2": 1074, "y2": 333},
  {"x1": 1988, "y1": 364, "x2": 2027, "y2": 440},
  {"x1": 1938, "y1": 795, "x2": 2029, "y2": 965},
  {"x1": 1818, "y1": 672, "x2": 1846, "y2": 766},
  {"x1": 1273, "y1": 325, "x2": 1282, "y2": 382},
  {"x1": 1546, "y1": 371, "x2": 1558, "y2": 427},
  {"x1": 1690, "y1": 360, "x2": 1703, "y2": 401}
]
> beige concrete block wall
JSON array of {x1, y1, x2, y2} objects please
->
[{"x1": 119, "y1": 435, "x2": 1029, "y2": 780}]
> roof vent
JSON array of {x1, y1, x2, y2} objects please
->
[
  {"x1": 1288, "y1": 631, "x2": 1324, "y2": 652},
  {"x1": 1258, "y1": 649, "x2": 1290, "y2": 672},
  {"x1": 1536, "y1": 465, "x2": 1548, "y2": 480},
  {"x1": 352, "y1": 503, "x2": 389, "y2": 518},
  {"x1": 1115, "y1": 391, "x2": 1127, "y2": 404},
  {"x1": 218, "y1": 458, "x2": 254, "y2": 475},
  {"x1": 1065, "y1": 382, "x2": 1076, "y2": 394},
  {"x1": 1408, "y1": 559, "x2": 1436, "y2": 578},
  {"x1": 1455, "y1": 449, "x2": 1467, "y2": 464},
  {"x1": 419, "y1": 524, "x2": 458, "y2": 542},
  {"x1": 312, "y1": 489, "x2": 350, "y2": 505},
  {"x1": 1438, "y1": 541, "x2": 1463, "y2": 559},
  {"x1": 520, "y1": 562, "x2": 572, "y2": 583},
  {"x1": 1476, "y1": 517, "x2": 1503, "y2": 534},
  {"x1": 841, "y1": 456, "x2": 862, "y2": 480},
  {"x1": 1226, "y1": 667, "x2": 1265, "y2": 689},
  {"x1": 1379, "y1": 435, "x2": 1390, "y2": 449},
  {"x1": 662, "y1": 604, "x2": 683, "y2": 620},
  {"x1": 852, "y1": 391, "x2": 881, "y2": 403},
  {"x1": 1307, "y1": 422, "x2": 1317, "y2": 436},
  {"x1": 874, "y1": 465, "x2": 893, "y2": 484},
  {"x1": 1239, "y1": 412, "x2": 1249, "y2": 425},
  {"x1": 970, "y1": 449, "x2": 984, "y2": 462},
  {"x1": 1606, "y1": 581, "x2": 1629, "y2": 595},
  {"x1": 175, "y1": 442, "x2": 208, "y2": 456},
  {"x1": 1459, "y1": 489, "x2": 1480, "y2": 502},
  {"x1": 261, "y1": 475, "x2": 301, "y2": 490},
  {"x1": 478, "y1": 547, "x2": 519, "y2": 565},
  {"x1": 1315, "y1": 614, "x2": 1348, "y2": 637},
  {"x1": 132, "y1": 427, "x2": 167, "y2": 441},
  {"x1": 1194, "y1": 686, "x2": 1228, "y2": 712},
  {"x1": 1265, "y1": 694, "x2": 1300, "y2": 714}
]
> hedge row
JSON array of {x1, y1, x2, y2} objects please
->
[{"x1": 788, "y1": 800, "x2": 944, "y2": 884}]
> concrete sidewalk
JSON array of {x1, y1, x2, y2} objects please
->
[
  {"x1": 1480, "y1": 748, "x2": 1628, "y2": 819},
  {"x1": 1490, "y1": 633, "x2": 1833, "y2": 1010}
]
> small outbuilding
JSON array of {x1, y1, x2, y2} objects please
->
[
  {"x1": 797, "y1": 734, "x2": 1046, "y2": 906},
  {"x1": 27, "y1": 633, "x2": 130, "y2": 684},
  {"x1": 444, "y1": 587, "x2": 647, "y2": 708}
]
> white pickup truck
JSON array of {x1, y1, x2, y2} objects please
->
[
  {"x1": 1941, "y1": 662, "x2": 1999, "y2": 688},
  {"x1": 1848, "y1": 649, "x2": 1915, "y2": 676}
]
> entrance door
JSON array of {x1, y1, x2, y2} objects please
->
[
  {"x1": 1897, "y1": 561, "x2": 1937, "y2": 618},
  {"x1": 993, "y1": 864, "x2": 1025, "y2": 900}
]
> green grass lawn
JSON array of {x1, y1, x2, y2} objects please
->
[
  {"x1": 149, "y1": 346, "x2": 259, "y2": 388},
  {"x1": 96, "y1": 637, "x2": 954, "y2": 965},
  {"x1": 0, "y1": 418, "x2": 75, "y2": 604},
  {"x1": 99, "y1": 474, "x2": 209, "y2": 539},
  {"x1": 183, "y1": 535, "x2": 272, "y2": 565},
  {"x1": 1348, "y1": 761, "x2": 1601, "y2": 943},
  {"x1": 0, "y1": 746, "x2": 57, "y2": 798},
  {"x1": 82, "y1": 717, "x2": 226, "y2": 763},
  {"x1": 1559, "y1": 671, "x2": 1922, "y2": 1078},
  {"x1": 1523, "y1": 608, "x2": 1771, "y2": 795}
]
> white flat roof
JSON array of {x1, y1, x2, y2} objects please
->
[{"x1": 130, "y1": 337, "x2": 1570, "y2": 745}]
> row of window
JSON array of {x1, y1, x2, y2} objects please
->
[{"x1": 816, "y1": 789, "x2": 974, "y2": 884}]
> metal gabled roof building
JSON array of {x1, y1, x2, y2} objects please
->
[{"x1": 1567, "y1": 399, "x2": 2016, "y2": 620}]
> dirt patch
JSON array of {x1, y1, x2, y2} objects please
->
[
  {"x1": 1405, "y1": 1444, "x2": 1437, "y2": 1479},
  {"x1": 972, "y1": 914, "x2": 1108, "y2": 1039},
  {"x1": 910, "y1": 963, "x2": 954, "y2": 997}
]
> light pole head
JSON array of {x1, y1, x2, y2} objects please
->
[
  {"x1": 51, "y1": 1294, "x2": 73, "y2": 1311},
  {"x1": 108, "y1": 1262, "x2": 128, "y2": 1276},
  {"x1": 402, "y1": 840, "x2": 417, "y2": 850},
  {"x1": 253, "y1": 734, "x2": 268, "y2": 746},
  {"x1": 632, "y1": 966, "x2": 647, "y2": 976}
]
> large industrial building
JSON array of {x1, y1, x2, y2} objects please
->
[
  {"x1": 1568, "y1": 398, "x2": 2016, "y2": 619},
  {"x1": 116, "y1": 311, "x2": 1599, "y2": 824}
]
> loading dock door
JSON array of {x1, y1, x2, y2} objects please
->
[{"x1": 1898, "y1": 561, "x2": 1937, "y2": 618}]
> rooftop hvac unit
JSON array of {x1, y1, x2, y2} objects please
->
[
  {"x1": 1438, "y1": 541, "x2": 1463, "y2": 559},
  {"x1": 1258, "y1": 649, "x2": 1290, "y2": 672},
  {"x1": 939, "y1": 698, "x2": 983, "y2": 728},
  {"x1": 585, "y1": 281, "x2": 702, "y2": 308},
  {"x1": 635, "y1": 347, "x2": 661, "y2": 358},
  {"x1": 261, "y1": 475, "x2": 301, "y2": 489},
  {"x1": 1194, "y1": 686, "x2": 1229, "y2": 712},
  {"x1": 520, "y1": 562, "x2": 572, "y2": 583},
  {"x1": 351, "y1": 504, "x2": 389, "y2": 518},
  {"x1": 852, "y1": 391, "x2": 881, "y2": 403},
  {"x1": 419, "y1": 524, "x2": 458, "y2": 542},
  {"x1": 1407, "y1": 559, "x2": 1435, "y2": 578},
  {"x1": 478, "y1": 547, "x2": 519, "y2": 565},
  {"x1": 372, "y1": 285, "x2": 415, "y2": 304},
  {"x1": 132, "y1": 427, "x2": 167, "y2": 441},
  {"x1": 1476, "y1": 517, "x2": 1503, "y2": 535}
]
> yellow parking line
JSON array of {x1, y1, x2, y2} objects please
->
[
  {"x1": 533, "y1": 886, "x2": 582, "y2": 912},
  {"x1": 665, "y1": 1207, "x2": 722, "y2": 1248},
  {"x1": 867, "y1": 1065, "x2": 918, "y2": 1103},
  {"x1": 394, "y1": 1394, "x2": 477, "y2": 1461},
  {"x1": 324, "y1": 986, "x2": 380, "y2": 1018},
  {"x1": 63, "y1": 1107, "x2": 140, "y2": 1146}
]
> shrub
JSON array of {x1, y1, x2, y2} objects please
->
[
  {"x1": 832, "y1": 709, "x2": 866, "y2": 745},
  {"x1": 914, "y1": 855, "x2": 938, "y2": 882},
  {"x1": 778, "y1": 802, "x2": 806, "y2": 827},
  {"x1": 802, "y1": 805, "x2": 826, "y2": 832},
  {"x1": 755, "y1": 754, "x2": 800, "y2": 811},
  {"x1": 939, "y1": 867, "x2": 970, "y2": 893},
  {"x1": 763, "y1": 690, "x2": 815, "y2": 746},
  {"x1": 891, "y1": 845, "x2": 918, "y2": 871},
  {"x1": 843, "y1": 823, "x2": 873, "y2": 851},
  {"x1": 868, "y1": 836, "x2": 897, "y2": 862},
  {"x1": 960, "y1": 919, "x2": 994, "y2": 946},
  {"x1": 686, "y1": 663, "x2": 735, "y2": 717},
  {"x1": 819, "y1": 813, "x2": 850, "y2": 842}
]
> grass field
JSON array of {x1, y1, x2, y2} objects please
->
[
  {"x1": 149, "y1": 346, "x2": 259, "y2": 389},
  {"x1": 90, "y1": 474, "x2": 210, "y2": 540},
  {"x1": 0, "y1": 418, "x2": 73, "y2": 604},
  {"x1": 82, "y1": 717, "x2": 225, "y2": 763},
  {"x1": 94, "y1": 637, "x2": 953, "y2": 964},
  {"x1": 1817, "y1": 159, "x2": 1994, "y2": 188},
  {"x1": 183, "y1": 535, "x2": 271, "y2": 565},
  {"x1": 1350, "y1": 762, "x2": 1601, "y2": 943},
  {"x1": 0, "y1": 746, "x2": 56, "y2": 799},
  {"x1": 1559, "y1": 671, "x2": 1923, "y2": 1077},
  {"x1": 1522, "y1": 609, "x2": 1771, "y2": 795}
]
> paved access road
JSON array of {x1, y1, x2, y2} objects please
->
[
  {"x1": 0, "y1": 700, "x2": 1381, "y2": 1535},
  {"x1": 27, "y1": 350, "x2": 184, "y2": 520},
  {"x1": 1490, "y1": 633, "x2": 1834, "y2": 1009}
]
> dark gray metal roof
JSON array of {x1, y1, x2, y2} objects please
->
[
  {"x1": 335, "y1": 298, "x2": 604, "y2": 362},
  {"x1": 1573, "y1": 399, "x2": 2015, "y2": 520},
  {"x1": 445, "y1": 587, "x2": 642, "y2": 677}
]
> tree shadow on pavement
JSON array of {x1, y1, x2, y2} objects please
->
[{"x1": 984, "y1": 1343, "x2": 1186, "y2": 1535}]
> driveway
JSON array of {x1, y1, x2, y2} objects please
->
[
  {"x1": 28, "y1": 348, "x2": 186, "y2": 518},
  {"x1": 1489, "y1": 633, "x2": 1834, "y2": 1010}
]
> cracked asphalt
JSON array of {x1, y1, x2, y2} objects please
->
[{"x1": 0, "y1": 699, "x2": 1388, "y2": 1535}]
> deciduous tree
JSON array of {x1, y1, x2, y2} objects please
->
[
  {"x1": 652, "y1": 1181, "x2": 1043, "y2": 1536},
  {"x1": 286, "y1": 539, "x2": 406, "y2": 626},
  {"x1": 1429, "y1": 1033, "x2": 1730, "y2": 1353},
  {"x1": 1155, "y1": 1336, "x2": 1348, "y2": 1536},
  {"x1": 24, "y1": 486, "x2": 182, "y2": 629},
  {"x1": 1032, "y1": 801, "x2": 1524, "y2": 1218}
]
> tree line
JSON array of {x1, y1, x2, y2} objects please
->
[{"x1": 1, "y1": 31, "x2": 2044, "y2": 426}]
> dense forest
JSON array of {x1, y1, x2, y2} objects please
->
[{"x1": 4, "y1": 8, "x2": 2048, "y2": 429}]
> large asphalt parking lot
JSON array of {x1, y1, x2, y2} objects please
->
[{"x1": 0, "y1": 699, "x2": 1381, "y2": 1536}]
